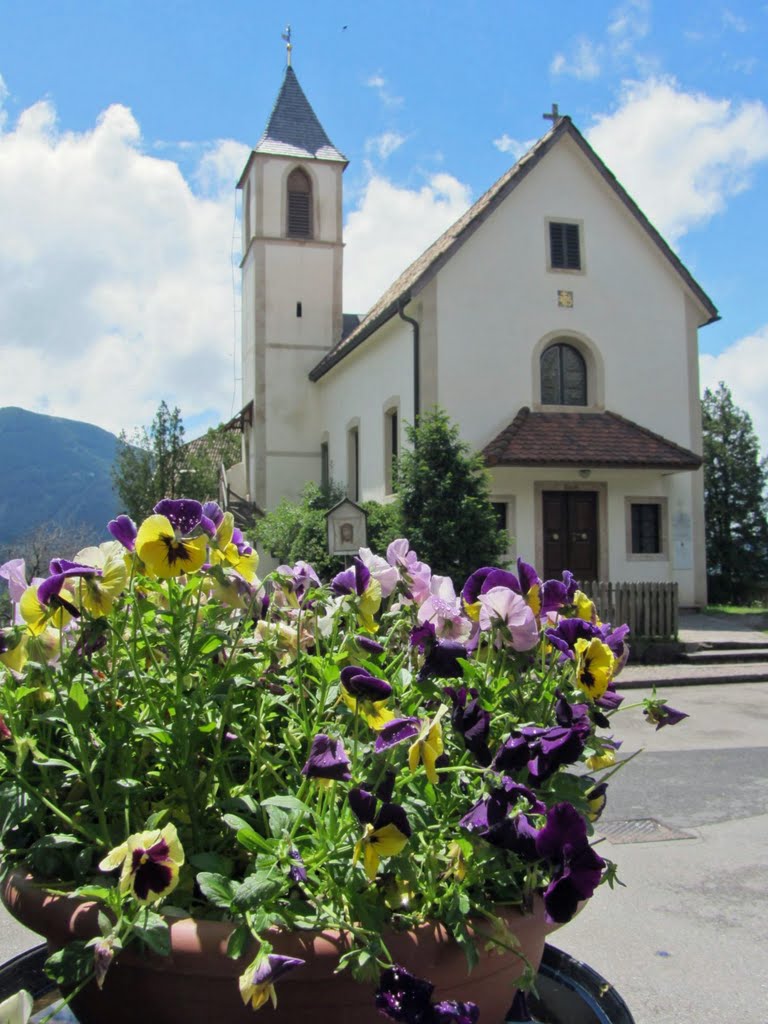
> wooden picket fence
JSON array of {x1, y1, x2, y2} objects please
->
[{"x1": 580, "y1": 581, "x2": 678, "y2": 640}]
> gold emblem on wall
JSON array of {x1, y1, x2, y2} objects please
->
[{"x1": 557, "y1": 290, "x2": 574, "y2": 308}]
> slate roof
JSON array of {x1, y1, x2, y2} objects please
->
[
  {"x1": 482, "y1": 407, "x2": 702, "y2": 470},
  {"x1": 253, "y1": 66, "x2": 346, "y2": 163},
  {"x1": 310, "y1": 116, "x2": 719, "y2": 381}
]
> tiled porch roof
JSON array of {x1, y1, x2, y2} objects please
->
[{"x1": 482, "y1": 408, "x2": 702, "y2": 470}]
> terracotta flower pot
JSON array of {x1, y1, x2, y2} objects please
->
[{"x1": 2, "y1": 869, "x2": 551, "y2": 1024}]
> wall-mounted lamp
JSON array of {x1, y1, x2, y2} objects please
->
[{"x1": 578, "y1": 468, "x2": 592, "y2": 479}]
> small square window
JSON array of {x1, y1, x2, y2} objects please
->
[
  {"x1": 549, "y1": 222, "x2": 581, "y2": 271},
  {"x1": 631, "y1": 504, "x2": 661, "y2": 554}
]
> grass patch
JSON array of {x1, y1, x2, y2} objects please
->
[{"x1": 706, "y1": 604, "x2": 768, "y2": 616}]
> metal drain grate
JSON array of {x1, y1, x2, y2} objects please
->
[{"x1": 596, "y1": 818, "x2": 695, "y2": 844}]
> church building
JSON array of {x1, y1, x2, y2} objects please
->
[{"x1": 224, "y1": 63, "x2": 718, "y2": 608}]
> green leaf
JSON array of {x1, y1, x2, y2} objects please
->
[
  {"x1": 189, "y1": 852, "x2": 233, "y2": 875},
  {"x1": 236, "y1": 826, "x2": 270, "y2": 853},
  {"x1": 197, "y1": 722, "x2": 217, "y2": 733},
  {"x1": 144, "y1": 808, "x2": 170, "y2": 830},
  {"x1": 197, "y1": 872, "x2": 236, "y2": 910},
  {"x1": 45, "y1": 942, "x2": 93, "y2": 986},
  {"x1": 68, "y1": 681, "x2": 89, "y2": 712},
  {"x1": 226, "y1": 922, "x2": 250, "y2": 960},
  {"x1": 115, "y1": 778, "x2": 142, "y2": 790},
  {"x1": 133, "y1": 909, "x2": 171, "y2": 956},
  {"x1": 232, "y1": 871, "x2": 282, "y2": 912},
  {"x1": 198, "y1": 636, "x2": 224, "y2": 655},
  {"x1": 261, "y1": 795, "x2": 310, "y2": 815}
]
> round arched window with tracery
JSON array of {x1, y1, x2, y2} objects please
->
[{"x1": 540, "y1": 342, "x2": 587, "y2": 406}]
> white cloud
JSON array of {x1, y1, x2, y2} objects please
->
[
  {"x1": 365, "y1": 73, "x2": 403, "y2": 108},
  {"x1": 0, "y1": 93, "x2": 247, "y2": 437},
  {"x1": 721, "y1": 8, "x2": 748, "y2": 32},
  {"x1": 552, "y1": 1, "x2": 652, "y2": 79},
  {"x1": 587, "y1": 77, "x2": 768, "y2": 241},
  {"x1": 607, "y1": 0, "x2": 651, "y2": 52},
  {"x1": 700, "y1": 327, "x2": 768, "y2": 454},
  {"x1": 550, "y1": 37, "x2": 602, "y2": 80},
  {"x1": 492, "y1": 133, "x2": 536, "y2": 159},
  {"x1": 343, "y1": 173, "x2": 472, "y2": 313},
  {"x1": 364, "y1": 131, "x2": 406, "y2": 161}
]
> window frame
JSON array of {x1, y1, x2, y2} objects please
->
[
  {"x1": 625, "y1": 497, "x2": 668, "y2": 562},
  {"x1": 540, "y1": 342, "x2": 588, "y2": 407},
  {"x1": 383, "y1": 402, "x2": 400, "y2": 496},
  {"x1": 286, "y1": 167, "x2": 313, "y2": 239},
  {"x1": 347, "y1": 423, "x2": 360, "y2": 502},
  {"x1": 546, "y1": 218, "x2": 584, "y2": 274}
]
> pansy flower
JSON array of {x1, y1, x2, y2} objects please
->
[
  {"x1": 98, "y1": 823, "x2": 184, "y2": 905},
  {"x1": 135, "y1": 499, "x2": 208, "y2": 579},
  {"x1": 375, "y1": 716, "x2": 422, "y2": 753},
  {"x1": 0, "y1": 629, "x2": 28, "y2": 674},
  {"x1": 331, "y1": 557, "x2": 382, "y2": 629},
  {"x1": 70, "y1": 542, "x2": 129, "y2": 617},
  {"x1": 535, "y1": 802, "x2": 606, "y2": 923},
  {"x1": 477, "y1": 586, "x2": 538, "y2": 651},
  {"x1": 208, "y1": 512, "x2": 259, "y2": 583},
  {"x1": 19, "y1": 563, "x2": 90, "y2": 634},
  {"x1": 643, "y1": 702, "x2": 689, "y2": 730},
  {"x1": 238, "y1": 954, "x2": 305, "y2": 1011},
  {"x1": 107, "y1": 515, "x2": 138, "y2": 553},
  {"x1": 408, "y1": 706, "x2": 447, "y2": 785},
  {"x1": 417, "y1": 576, "x2": 472, "y2": 642},
  {"x1": 301, "y1": 733, "x2": 351, "y2": 783},
  {"x1": 443, "y1": 686, "x2": 492, "y2": 766},
  {"x1": 573, "y1": 637, "x2": 615, "y2": 700},
  {"x1": 375, "y1": 965, "x2": 479, "y2": 1024},
  {"x1": 419, "y1": 639, "x2": 467, "y2": 681},
  {"x1": 349, "y1": 787, "x2": 411, "y2": 880},
  {"x1": 339, "y1": 666, "x2": 394, "y2": 730}
]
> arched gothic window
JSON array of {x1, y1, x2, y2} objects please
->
[
  {"x1": 540, "y1": 342, "x2": 587, "y2": 406},
  {"x1": 287, "y1": 168, "x2": 312, "y2": 238}
]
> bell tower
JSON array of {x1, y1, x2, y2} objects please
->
[{"x1": 237, "y1": 54, "x2": 347, "y2": 510}]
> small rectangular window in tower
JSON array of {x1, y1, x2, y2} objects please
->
[
  {"x1": 320, "y1": 442, "x2": 329, "y2": 491},
  {"x1": 549, "y1": 222, "x2": 581, "y2": 271},
  {"x1": 385, "y1": 407, "x2": 399, "y2": 494},
  {"x1": 296, "y1": 302, "x2": 303, "y2": 318},
  {"x1": 347, "y1": 427, "x2": 359, "y2": 502}
]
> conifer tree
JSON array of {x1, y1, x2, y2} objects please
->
[
  {"x1": 396, "y1": 408, "x2": 507, "y2": 585},
  {"x1": 702, "y1": 382, "x2": 768, "y2": 603}
]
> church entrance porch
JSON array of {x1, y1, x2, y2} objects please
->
[{"x1": 542, "y1": 490, "x2": 598, "y2": 581}]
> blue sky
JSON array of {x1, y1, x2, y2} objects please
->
[{"x1": 1, "y1": 1, "x2": 766, "y2": 447}]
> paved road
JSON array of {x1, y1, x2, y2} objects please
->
[
  {"x1": 563, "y1": 681, "x2": 768, "y2": 1024},
  {"x1": 2, "y1": 683, "x2": 766, "y2": 1022}
]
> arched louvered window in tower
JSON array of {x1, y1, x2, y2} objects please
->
[
  {"x1": 540, "y1": 342, "x2": 587, "y2": 406},
  {"x1": 287, "y1": 168, "x2": 312, "y2": 238}
]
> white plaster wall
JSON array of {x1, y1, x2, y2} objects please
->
[
  {"x1": 436, "y1": 135, "x2": 701, "y2": 453},
  {"x1": 317, "y1": 318, "x2": 414, "y2": 501},
  {"x1": 265, "y1": 245, "x2": 338, "y2": 344}
]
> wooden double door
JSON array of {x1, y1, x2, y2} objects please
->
[{"x1": 542, "y1": 491, "x2": 598, "y2": 582}]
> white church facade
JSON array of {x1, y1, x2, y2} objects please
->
[{"x1": 225, "y1": 66, "x2": 718, "y2": 608}]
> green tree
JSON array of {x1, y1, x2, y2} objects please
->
[
  {"x1": 396, "y1": 408, "x2": 507, "y2": 585},
  {"x1": 702, "y1": 382, "x2": 768, "y2": 603},
  {"x1": 255, "y1": 481, "x2": 403, "y2": 579},
  {"x1": 112, "y1": 403, "x2": 240, "y2": 521}
]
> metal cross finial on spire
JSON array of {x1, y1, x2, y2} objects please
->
[
  {"x1": 543, "y1": 103, "x2": 561, "y2": 123},
  {"x1": 282, "y1": 25, "x2": 292, "y2": 66}
]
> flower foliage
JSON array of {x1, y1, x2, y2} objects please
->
[{"x1": 0, "y1": 502, "x2": 684, "y2": 1012}]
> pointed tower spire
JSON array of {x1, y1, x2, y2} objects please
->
[{"x1": 254, "y1": 66, "x2": 347, "y2": 162}]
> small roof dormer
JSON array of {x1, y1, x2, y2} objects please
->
[{"x1": 253, "y1": 66, "x2": 347, "y2": 164}]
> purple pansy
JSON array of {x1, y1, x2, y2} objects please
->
[
  {"x1": 356, "y1": 634, "x2": 385, "y2": 655},
  {"x1": 153, "y1": 498, "x2": 204, "y2": 535},
  {"x1": 37, "y1": 559, "x2": 100, "y2": 607},
  {"x1": 375, "y1": 717, "x2": 421, "y2": 753},
  {"x1": 644, "y1": 703, "x2": 689, "y2": 730},
  {"x1": 420, "y1": 640, "x2": 468, "y2": 681},
  {"x1": 444, "y1": 686, "x2": 492, "y2": 766},
  {"x1": 107, "y1": 515, "x2": 138, "y2": 552},
  {"x1": 301, "y1": 733, "x2": 351, "y2": 782},
  {"x1": 331, "y1": 556, "x2": 371, "y2": 596},
  {"x1": 535, "y1": 802, "x2": 606, "y2": 924},
  {"x1": 410, "y1": 621, "x2": 436, "y2": 651},
  {"x1": 340, "y1": 665, "x2": 393, "y2": 702},
  {"x1": 374, "y1": 965, "x2": 478, "y2": 1024},
  {"x1": 288, "y1": 846, "x2": 307, "y2": 883}
]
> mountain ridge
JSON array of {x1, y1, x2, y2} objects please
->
[{"x1": 0, "y1": 406, "x2": 121, "y2": 551}]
